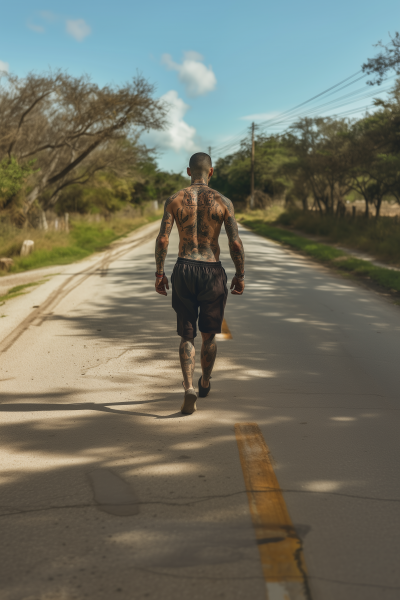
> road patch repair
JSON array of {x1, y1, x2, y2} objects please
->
[
  {"x1": 235, "y1": 423, "x2": 311, "y2": 600},
  {"x1": 88, "y1": 469, "x2": 139, "y2": 516}
]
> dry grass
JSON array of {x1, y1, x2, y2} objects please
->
[
  {"x1": 275, "y1": 209, "x2": 400, "y2": 266},
  {"x1": 239, "y1": 205, "x2": 285, "y2": 224},
  {"x1": 0, "y1": 206, "x2": 162, "y2": 275},
  {"x1": 0, "y1": 224, "x2": 71, "y2": 258}
]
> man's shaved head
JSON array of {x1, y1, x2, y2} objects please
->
[{"x1": 189, "y1": 152, "x2": 212, "y2": 179}]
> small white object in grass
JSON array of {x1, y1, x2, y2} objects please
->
[{"x1": 20, "y1": 240, "x2": 34, "y2": 257}]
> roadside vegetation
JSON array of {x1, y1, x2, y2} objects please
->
[
  {"x1": 238, "y1": 211, "x2": 400, "y2": 294},
  {"x1": 0, "y1": 69, "x2": 188, "y2": 275},
  {"x1": 0, "y1": 207, "x2": 162, "y2": 274},
  {"x1": 0, "y1": 280, "x2": 47, "y2": 304},
  {"x1": 275, "y1": 209, "x2": 400, "y2": 265}
]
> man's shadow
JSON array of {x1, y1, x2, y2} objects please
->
[{"x1": 0, "y1": 399, "x2": 183, "y2": 419}]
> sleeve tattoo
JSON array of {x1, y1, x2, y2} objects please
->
[
  {"x1": 155, "y1": 196, "x2": 175, "y2": 272},
  {"x1": 222, "y1": 196, "x2": 245, "y2": 274}
]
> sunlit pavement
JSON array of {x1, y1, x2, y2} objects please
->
[{"x1": 1, "y1": 222, "x2": 400, "y2": 600}]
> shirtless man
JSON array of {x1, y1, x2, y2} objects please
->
[{"x1": 154, "y1": 152, "x2": 245, "y2": 415}]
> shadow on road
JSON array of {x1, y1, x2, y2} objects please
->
[{"x1": 1, "y1": 227, "x2": 400, "y2": 599}]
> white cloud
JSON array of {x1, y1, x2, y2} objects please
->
[
  {"x1": 144, "y1": 90, "x2": 198, "y2": 153},
  {"x1": 26, "y1": 13, "x2": 91, "y2": 41},
  {"x1": 28, "y1": 22, "x2": 45, "y2": 33},
  {"x1": 0, "y1": 60, "x2": 9, "y2": 73},
  {"x1": 240, "y1": 111, "x2": 280, "y2": 121},
  {"x1": 162, "y1": 51, "x2": 216, "y2": 98},
  {"x1": 66, "y1": 18, "x2": 91, "y2": 42}
]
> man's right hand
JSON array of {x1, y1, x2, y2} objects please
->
[
  {"x1": 230, "y1": 276, "x2": 245, "y2": 295},
  {"x1": 155, "y1": 275, "x2": 169, "y2": 296}
]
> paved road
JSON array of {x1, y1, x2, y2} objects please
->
[{"x1": 1, "y1": 221, "x2": 399, "y2": 600}]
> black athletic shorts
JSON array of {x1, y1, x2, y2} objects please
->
[{"x1": 171, "y1": 257, "x2": 228, "y2": 338}]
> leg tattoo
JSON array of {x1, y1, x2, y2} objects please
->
[
  {"x1": 201, "y1": 334, "x2": 217, "y2": 387},
  {"x1": 179, "y1": 337, "x2": 195, "y2": 390}
]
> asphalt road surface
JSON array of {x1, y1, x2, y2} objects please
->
[{"x1": 1, "y1": 221, "x2": 399, "y2": 600}]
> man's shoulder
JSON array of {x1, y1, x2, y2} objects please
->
[
  {"x1": 208, "y1": 188, "x2": 234, "y2": 211},
  {"x1": 164, "y1": 186, "x2": 234, "y2": 211},
  {"x1": 164, "y1": 189, "x2": 185, "y2": 211},
  {"x1": 166, "y1": 189, "x2": 183, "y2": 202}
]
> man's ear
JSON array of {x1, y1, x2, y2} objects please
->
[
  {"x1": 208, "y1": 167, "x2": 214, "y2": 180},
  {"x1": 187, "y1": 167, "x2": 191, "y2": 177}
]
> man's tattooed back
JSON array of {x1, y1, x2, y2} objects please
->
[{"x1": 157, "y1": 184, "x2": 244, "y2": 271}]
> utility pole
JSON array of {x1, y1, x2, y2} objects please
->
[
  {"x1": 208, "y1": 146, "x2": 212, "y2": 158},
  {"x1": 250, "y1": 122, "x2": 255, "y2": 209}
]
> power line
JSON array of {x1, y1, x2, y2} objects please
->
[
  {"x1": 212, "y1": 71, "x2": 366, "y2": 158},
  {"x1": 211, "y1": 127, "x2": 249, "y2": 154},
  {"x1": 212, "y1": 72, "x2": 394, "y2": 159},
  {"x1": 255, "y1": 71, "x2": 365, "y2": 129},
  {"x1": 256, "y1": 76, "x2": 394, "y2": 134},
  {"x1": 257, "y1": 83, "x2": 392, "y2": 134},
  {"x1": 261, "y1": 104, "x2": 381, "y2": 142}
]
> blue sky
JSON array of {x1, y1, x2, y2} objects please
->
[{"x1": 1, "y1": 1, "x2": 399, "y2": 172}]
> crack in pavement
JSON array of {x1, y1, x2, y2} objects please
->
[
  {"x1": 1, "y1": 485, "x2": 399, "y2": 518},
  {"x1": 83, "y1": 348, "x2": 131, "y2": 372},
  {"x1": 118, "y1": 565, "x2": 265, "y2": 582},
  {"x1": 309, "y1": 575, "x2": 400, "y2": 591}
]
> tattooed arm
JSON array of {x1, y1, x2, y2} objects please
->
[
  {"x1": 155, "y1": 196, "x2": 175, "y2": 296},
  {"x1": 222, "y1": 195, "x2": 245, "y2": 295}
]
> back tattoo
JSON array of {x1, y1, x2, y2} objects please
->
[{"x1": 156, "y1": 184, "x2": 244, "y2": 273}]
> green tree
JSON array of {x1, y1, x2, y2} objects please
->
[
  {"x1": 363, "y1": 33, "x2": 400, "y2": 85},
  {"x1": 346, "y1": 83, "x2": 400, "y2": 217},
  {"x1": 0, "y1": 71, "x2": 166, "y2": 217},
  {"x1": 212, "y1": 135, "x2": 291, "y2": 205},
  {"x1": 0, "y1": 157, "x2": 35, "y2": 209},
  {"x1": 130, "y1": 153, "x2": 189, "y2": 205},
  {"x1": 285, "y1": 118, "x2": 352, "y2": 214}
]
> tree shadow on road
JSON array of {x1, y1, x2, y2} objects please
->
[{"x1": 1, "y1": 228, "x2": 400, "y2": 599}]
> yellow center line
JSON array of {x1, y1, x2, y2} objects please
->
[
  {"x1": 235, "y1": 423, "x2": 311, "y2": 600},
  {"x1": 216, "y1": 318, "x2": 232, "y2": 340}
]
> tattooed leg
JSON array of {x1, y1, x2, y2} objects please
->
[
  {"x1": 179, "y1": 337, "x2": 195, "y2": 390},
  {"x1": 200, "y1": 333, "x2": 217, "y2": 388}
]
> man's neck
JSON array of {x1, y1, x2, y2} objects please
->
[{"x1": 191, "y1": 176, "x2": 208, "y2": 186}]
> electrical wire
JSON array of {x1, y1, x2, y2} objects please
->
[
  {"x1": 210, "y1": 127, "x2": 250, "y2": 154},
  {"x1": 257, "y1": 84, "x2": 391, "y2": 133},
  {"x1": 256, "y1": 76, "x2": 395, "y2": 134},
  {"x1": 255, "y1": 71, "x2": 365, "y2": 129},
  {"x1": 212, "y1": 71, "x2": 394, "y2": 158}
]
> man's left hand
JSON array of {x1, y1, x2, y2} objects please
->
[{"x1": 155, "y1": 275, "x2": 169, "y2": 296}]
